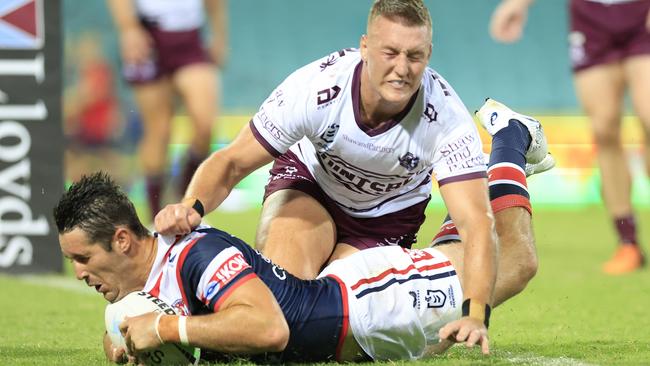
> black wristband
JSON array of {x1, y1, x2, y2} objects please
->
[
  {"x1": 191, "y1": 198, "x2": 205, "y2": 217},
  {"x1": 183, "y1": 197, "x2": 205, "y2": 217},
  {"x1": 461, "y1": 299, "x2": 492, "y2": 328}
]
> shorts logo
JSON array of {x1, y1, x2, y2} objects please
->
[
  {"x1": 424, "y1": 289, "x2": 446, "y2": 308},
  {"x1": 490, "y1": 112, "x2": 498, "y2": 126},
  {"x1": 171, "y1": 299, "x2": 189, "y2": 316},
  {"x1": 398, "y1": 152, "x2": 420, "y2": 171},
  {"x1": 0, "y1": 0, "x2": 43, "y2": 49}
]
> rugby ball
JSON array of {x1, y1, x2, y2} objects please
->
[{"x1": 105, "y1": 291, "x2": 200, "y2": 365}]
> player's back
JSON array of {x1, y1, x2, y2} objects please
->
[{"x1": 178, "y1": 227, "x2": 347, "y2": 362}]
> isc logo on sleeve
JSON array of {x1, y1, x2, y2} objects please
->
[{"x1": 203, "y1": 253, "x2": 250, "y2": 301}]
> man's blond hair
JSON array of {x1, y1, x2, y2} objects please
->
[{"x1": 368, "y1": 0, "x2": 432, "y2": 34}]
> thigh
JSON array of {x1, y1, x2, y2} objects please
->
[
  {"x1": 132, "y1": 78, "x2": 175, "y2": 136},
  {"x1": 257, "y1": 189, "x2": 336, "y2": 280},
  {"x1": 574, "y1": 63, "x2": 625, "y2": 134},
  {"x1": 623, "y1": 55, "x2": 650, "y2": 128},
  {"x1": 172, "y1": 63, "x2": 218, "y2": 128}
]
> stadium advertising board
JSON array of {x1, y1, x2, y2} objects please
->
[{"x1": 0, "y1": 0, "x2": 63, "y2": 273}]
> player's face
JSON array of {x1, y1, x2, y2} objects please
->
[
  {"x1": 59, "y1": 228, "x2": 128, "y2": 303},
  {"x1": 361, "y1": 15, "x2": 432, "y2": 105}
]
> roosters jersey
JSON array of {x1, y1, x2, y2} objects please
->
[
  {"x1": 250, "y1": 49, "x2": 486, "y2": 218},
  {"x1": 135, "y1": 0, "x2": 204, "y2": 31},
  {"x1": 143, "y1": 225, "x2": 345, "y2": 362}
]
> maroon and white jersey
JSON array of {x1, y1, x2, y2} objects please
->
[
  {"x1": 251, "y1": 49, "x2": 486, "y2": 218},
  {"x1": 135, "y1": 0, "x2": 204, "y2": 31}
]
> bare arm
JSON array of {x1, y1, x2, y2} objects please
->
[
  {"x1": 155, "y1": 124, "x2": 275, "y2": 235},
  {"x1": 105, "y1": 0, "x2": 152, "y2": 64},
  {"x1": 203, "y1": 0, "x2": 228, "y2": 67},
  {"x1": 490, "y1": 0, "x2": 535, "y2": 43},
  {"x1": 437, "y1": 178, "x2": 497, "y2": 354},
  {"x1": 120, "y1": 277, "x2": 289, "y2": 354}
]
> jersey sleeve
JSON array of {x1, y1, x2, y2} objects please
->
[
  {"x1": 179, "y1": 236, "x2": 257, "y2": 312},
  {"x1": 431, "y1": 93, "x2": 487, "y2": 185},
  {"x1": 249, "y1": 66, "x2": 313, "y2": 157}
]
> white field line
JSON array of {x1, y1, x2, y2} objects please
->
[
  {"x1": 15, "y1": 275, "x2": 96, "y2": 295},
  {"x1": 504, "y1": 353, "x2": 598, "y2": 366}
]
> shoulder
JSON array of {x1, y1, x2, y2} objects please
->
[{"x1": 421, "y1": 67, "x2": 474, "y2": 127}]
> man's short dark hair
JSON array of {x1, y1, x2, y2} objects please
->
[
  {"x1": 53, "y1": 172, "x2": 149, "y2": 251},
  {"x1": 368, "y1": 0, "x2": 432, "y2": 32}
]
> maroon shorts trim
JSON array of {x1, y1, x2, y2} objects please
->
[
  {"x1": 569, "y1": 0, "x2": 650, "y2": 72},
  {"x1": 263, "y1": 151, "x2": 429, "y2": 250},
  {"x1": 123, "y1": 24, "x2": 212, "y2": 84}
]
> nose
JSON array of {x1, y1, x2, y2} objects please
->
[
  {"x1": 73, "y1": 261, "x2": 87, "y2": 281},
  {"x1": 394, "y1": 53, "x2": 409, "y2": 77}
]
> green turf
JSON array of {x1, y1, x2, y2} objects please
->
[{"x1": 2, "y1": 207, "x2": 649, "y2": 365}]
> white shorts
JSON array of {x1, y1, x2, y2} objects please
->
[{"x1": 318, "y1": 246, "x2": 462, "y2": 360}]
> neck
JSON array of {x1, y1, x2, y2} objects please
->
[{"x1": 128, "y1": 235, "x2": 158, "y2": 290}]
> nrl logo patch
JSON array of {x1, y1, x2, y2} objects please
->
[{"x1": 398, "y1": 152, "x2": 420, "y2": 171}]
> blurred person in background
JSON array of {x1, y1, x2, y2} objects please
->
[
  {"x1": 490, "y1": 0, "x2": 650, "y2": 274},
  {"x1": 106, "y1": 0, "x2": 228, "y2": 222},
  {"x1": 64, "y1": 32, "x2": 125, "y2": 183}
]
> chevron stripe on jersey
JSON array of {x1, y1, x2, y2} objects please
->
[{"x1": 348, "y1": 248, "x2": 455, "y2": 299}]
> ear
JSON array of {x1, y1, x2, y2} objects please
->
[
  {"x1": 112, "y1": 227, "x2": 132, "y2": 254},
  {"x1": 360, "y1": 34, "x2": 368, "y2": 63},
  {"x1": 427, "y1": 42, "x2": 433, "y2": 59}
]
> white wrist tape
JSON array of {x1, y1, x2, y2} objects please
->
[
  {"x1": 178, "y1": 316, "x2": 189, "y2": 346},
  {"x1": 154, "y1": 313, "x2": 164, "y2": 345}
]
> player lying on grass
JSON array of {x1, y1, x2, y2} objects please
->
[{"x1": 55, "y1": 112, "x2": 554, "y2": 363}]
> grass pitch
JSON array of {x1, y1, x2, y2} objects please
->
[{"x1": 1, "y1": 207, "x2": 649, "y2": 365}]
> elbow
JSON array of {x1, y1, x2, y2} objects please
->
[{"x1": 262, "y1": 319, "x2": 290, "y2": 352}]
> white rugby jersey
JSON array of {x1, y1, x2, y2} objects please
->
[
  {"x1": 135, "y1": 0, "x2": 204, "y2": 31},
  {"x1": 251, "y1": 49, "x2": 486, "y2": 218},
  {"x1": 319, "y1": 246, "x2": 462, "y2": 360}
]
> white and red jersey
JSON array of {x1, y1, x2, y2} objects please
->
[
  {"x1": 319, "y1": 246, "x2": 462, "y2": 360},
  {"x1": 251, "y1": 49, "x2": 486, "y2": 218},
  {"x1": 135, "y1": 0, "x2": 204, "y2": 31}
]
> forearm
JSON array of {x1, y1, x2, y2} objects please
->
[
  {"x1": 204, "y1": 0, "x2": 228, "y2": 44},
  {"x1": 105, "y1": 0, "x2": 140, "y2": 32},
  {"x1": 184, "y1": 149, "x2": 249, "y2": 214},
  {"x1": 457, "y1": 215, "x2": 498, "y2": 305},
  {"x1": 157, "y1": 305, "x2": 288, "y2": 354}
]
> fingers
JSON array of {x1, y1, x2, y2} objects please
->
[
  {"x1": 481, "y1": 334, "x2": 490, "y2": 355},
  {"x1": 155, "y1": 204, "x2": 200, "y2": 235},
  {"x1": 438, "y1": 319, "x2": 490, "y2": 354}
]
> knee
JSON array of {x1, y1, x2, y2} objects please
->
[{"x1": 591, "y1": 120, "x2": 621, "y2": 148}]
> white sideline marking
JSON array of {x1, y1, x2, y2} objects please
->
[
  {"x1": 505, "y1": 354, "x2": 597, "y2": 366},
  {"x1": 16, "y1": 275, "x2": 96, "y2": 295}
]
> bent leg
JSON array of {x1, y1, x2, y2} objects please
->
[{"x1": 256, "y1": 189, "x2": 337, "y2": 280}]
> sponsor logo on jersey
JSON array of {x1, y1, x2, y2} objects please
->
[
  {"x1": 172, "y1": 299, "x2": 189, "y2": 316},
  {"x1": 398, "y1": 152, "x2": 420, "y2": 171},
  {"x1": 440, "y1": 133, "x2": 484, "y2": 173},
  {"x1": 447, "y1": 285, "x2": 457, "y2": 308},
  {"x1": 203, "y1": 253, "x2": 250, "y2": 301},
  {"x1": 0, "y1": 0, "x2": 43, "y2": 49},
  {"x1": 340, "y1": 134, "x2": 395, "y2": 154},
  {"x1": 319, "y1": 54, "x2": 338, "y2": 71},
  {"x1": 317, "y1": 151, "x2": 422, "y2": 196},
  {"x1": 257, "y1": 108, "x2": 283, "y2": 140},
  {"x1": 407, "y1": 249, "x2": 434, "y2": 261},
  {"x1": 423, "y1": 103, "x2": 438, "y2": 123},
  {"x1": 317, "y1": 85, "x2": 341, "y2": 107},
  {"x1": 319, "y1": 123, "x2": 339, "y2": 144}
]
